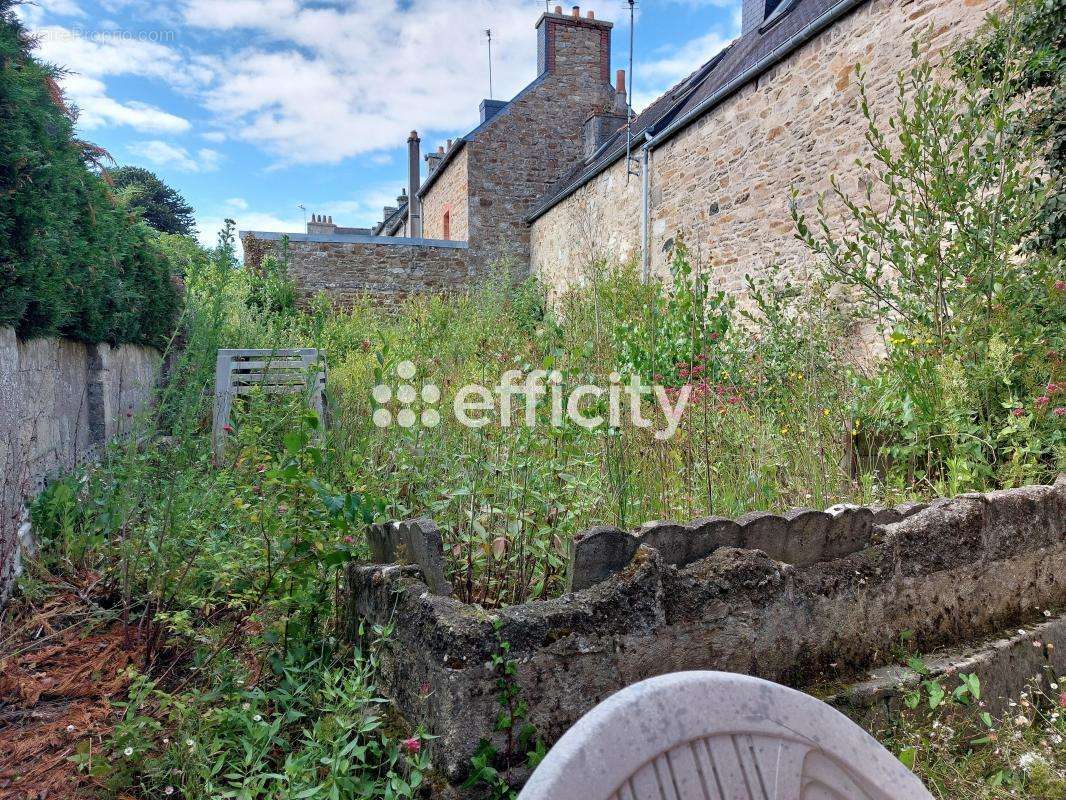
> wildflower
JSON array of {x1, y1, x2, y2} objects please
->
[
  {"x1": 1018, "y1": 752, "x2": 1047, "y2": 772},
  {"x1": 361, "y1": 338, "x2": 372, "y2": 352},
  {"x1": 1055, "y1": 407, "x2": 1066, "y2": 417},
  {"x1": 186, "y1": 739, "x2": 196, "y2": 749},
  {"x1": 223, "y1": 423, "x2": 234, "y2": 434},
  {"x1": 1059, "y1": 692, "x2": 1066, "y2": 708},
  {"x1": 1011, "y1": 407, "x2": 1025, "y2": 417},
  {"x1": 66, "y1": 725, "x2": 76, "y2": 733},
  {"x1": 1034, "y1": 641, "x2": 1043, "y2": 648},
  {"x1": 780, "y1": 426, "x2": 790, "y2": 435},
  {"x1": 253, "y1": 714, "x2": 262, "y2": 722},
  {"x1": 163, "y1": 738, "x2": 170, "y2": 745},
  {"x1": 164, "y1": 788, "x2": 175, "y2": 796},
  {"x1": 241, "y1": 702, "x2": 251, "y2": 711},
  {"x1": 822, "y1": 408, "x2": 830, "y2": 416},
  {"x1": 1048, "y1": 383, "x2": 1061, "y2": 395},
  {"x1": 1055, "y1": 280, "x2": 1066, "y2": 292},
  {"x1": 402, "y1": 737, "x2": 421, "y2": 754},
  {"x1": 419, "y1": 681, "x2": 433, "y2": 697},
  {"x1": 1035, "y1": 396, "x2": 1050, "y2": 408},
  {"x1": 124, "y1": 747, "x2": 134, "y2": 757},
  {"x1": 343, "y1": 535, "x2": 355, "y2": 545}
]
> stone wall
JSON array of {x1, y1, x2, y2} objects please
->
[
  {"x1": 530, "y1": 0, "x2": 1002, "y2": 305},
  {"x1": 421, "y1": 146, "x2": 469, "y2": 242},
  {"x1": 347, "y1": 477, "x2": 1066, "y2": 783},
  {"x1": 530, "y1": 155, "x2": 639, "y2": 299},
  {"x1": 464, "y1": 10, "x2": 616, "y2": 278},
  {"x1": 241, "y1": 232, "x2": 472, "y2": 305},
  {"x1": 0, "y1": 327, "x2": 160, "y2": 603}
]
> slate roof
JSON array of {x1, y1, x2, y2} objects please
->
[{"x1": 526, "y1": 0, "x2": 864, "y2": 222}]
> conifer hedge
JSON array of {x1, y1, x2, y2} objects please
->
[{"x1": 0, "y1": 0, "x2": 179, "y2": 347}]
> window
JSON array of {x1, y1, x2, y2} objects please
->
[
  {"x1": 760, "y1": 0, "x2": 798, "y2": 31},
  {"x1": 442, "y1": 209, "x2": 451, "y2": 241}
]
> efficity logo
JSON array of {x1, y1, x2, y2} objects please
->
[{"x1": 372, "y1": 362, "x2": 690, "y2": 440}]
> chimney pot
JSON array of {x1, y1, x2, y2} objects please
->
[
  {"x1": 554, "y1": 5, "x2": 562, "y2": 13},
  {"x1": 438, "y1": 145, "x2": 444, "y2": 153},
  {"x1": 616, "y1": 68, "x2": 625, "y2": 92},
  {"x1": 447, "y1": 138, "x2": 453, "y2": 149},
  {"x1": 571, "y1": 5, "x2": 580, "y2": 18},
  {"x1": 587, "y1": 10, "x2": 594, "y2": 18}
]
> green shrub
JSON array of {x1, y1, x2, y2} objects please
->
[{"x1": 0, "y1": 0, "x2": 179, "y2": 346}]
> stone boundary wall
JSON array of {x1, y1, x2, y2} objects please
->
[
  {"x1": 240, "y1": 232, "x2": 472, "y2": 306},
  {"x1": 530, "y1": 0, "x2": 1003, "y2": 307},
  {"x1": 0, "y1": 327, "x2": 160, "y2": 604},
  {"x1": 347, "y1": 478, "x2": 1066, "y2": 782}
]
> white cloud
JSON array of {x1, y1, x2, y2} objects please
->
[
  {"x1": 225, "y1": 197, "x2": 249, "y2": 210},
  {"x1": 179, "y1": 0, "x2": 629, "y2": 165},
  {"x1": 30, "y1": 24, "x2": 193, "y2": 133},
  {"x1": 201, "y1": 131, "x2": 227, "y2": 143},
  {"x1": 196, "y1": 211, "x2": 304, "y2": 252},
  {"x1": 129, "y1": 140, "x2": 222, "y2": 172}
]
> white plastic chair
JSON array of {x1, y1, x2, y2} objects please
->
[{"x1": 518, "y1": 671, "x2": 933, "y2": 800}]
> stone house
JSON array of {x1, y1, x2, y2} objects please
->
[{"x1": 242, "y1": 0, "x2": 999, "y2": 305}]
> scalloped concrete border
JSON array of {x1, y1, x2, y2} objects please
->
[{"x1": 347, "y1": 477, "x2": 1066, "y2": 785}]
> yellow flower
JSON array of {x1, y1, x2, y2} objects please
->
[
  {"x1": 780, "y1": 426, "x2": 790, "y2": 435},
  {"x1": 822, "y1": 408, "x2": 830, "y2": 417}
]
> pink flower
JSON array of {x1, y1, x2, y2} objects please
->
[
  {"x1": 1055, "y1": 280, "x2": 1066, "y2": 292},
  {"x1": 1011, "y1": 407, "x2": 1025, "y2": 417},
  {"x1": 1054, "y1": 407, "x2": 1066, "y2": 417},
  {"x1": 223, "y1": 423, "x2": 234, "y2": 433},
  {"x1": 343, "y1": 535, "x2": 355, "y2": 544},
  {"x1": 1035, "y1": 396, "x2": 1050, "y2": 408},
  {"x1": 402, "y1": 737, "x2": 421, "y2": 754},
  {"x1": 1059, "y1": 692, "x2": 1066, "y2": 709},
  {"x1": 1048, "y1": 383, "x2": 1061, "y2": 395}
]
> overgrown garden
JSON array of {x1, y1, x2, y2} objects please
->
[{"x1": 1, "y1": 0, "x2": 1063, "y2": 797}]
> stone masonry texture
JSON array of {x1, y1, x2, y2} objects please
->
[
  {"x1": 0, "y1": 327, "x2": 160, "y2": 604},
  {"x1": 530, "y1": 0, "x2": 1003, "y2": 308},
  {"x1": 348, "y1": 477, "x2": 1066, "y2": 783},
  {"x1": 242, "y1": 234, "x2": 472, "y2": 306},
  {"x1": 422, "y1": 146, "x2": 469, "y2": 242}
]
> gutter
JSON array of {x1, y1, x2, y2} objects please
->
[{"x1": 529, "y1": 0, "x2": 869, "y2": 224}]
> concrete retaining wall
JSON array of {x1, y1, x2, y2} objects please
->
[
  {"x1": 0, "y1": 327, "x2": 160, "y2": 603},
  {"x1": 347, "y1": 477, "x2": 1066, "y2": 782}
]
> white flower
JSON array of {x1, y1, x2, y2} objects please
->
[
  {"x1": 1018, "y1": 751, "x2": 1047, "y2": 773},
  {"x1": 124, "y1": 747, "x2": 134, "y2": 757},
  {"x1": 164, "y1": 788, "x2": 174, "y2": 796},
  {"x1": 253, "y1": 714, "x2": 262, "y2": 722},
  {"x1": 163, "y1": 738, "x2": 169, "y2": 744},
  {"x1": 1014, "y1": 715, "x2": 1029, "y2": 727},
  {"x1": 186, "y1": 739, "x2": 196, "y2": 749},
  {"x1": 241, "y1": 703, "x2": 250, "y2": 711},
  {"x1": 66, "y1": 725, "x2": 76, "y2": 732}
]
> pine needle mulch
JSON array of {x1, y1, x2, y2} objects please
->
[{"x1": 0, "y1": 574, "x2": 142, "y2": 800}]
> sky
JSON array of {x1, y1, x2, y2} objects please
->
[{"x1": 17, "y1": 0, "x2": 742, "y2": 248}]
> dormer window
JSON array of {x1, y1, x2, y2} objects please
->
[{"x1": 759, "y1": 0, "x2": 798, "y2": 32}]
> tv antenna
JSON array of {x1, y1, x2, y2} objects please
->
[
  {"x1": 297, "y1": 203, "x2": 307, "y2": 227},
  {"x1": 626, "y1": 0, "x2": 638, "y2": 180},
  {"x1": 485, "y1": 29, "x2": 494, "y2": 99}
]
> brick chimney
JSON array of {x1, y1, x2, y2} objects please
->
[
  {"x1": 406, "y1": 130, "x2": 422, "y2": 237},
  {"x1": 536, "y1": 5, "x2": 612, "y2": 83},
  {"x1": 307, "y1": 213, "x2": 336, "y2": 235}
]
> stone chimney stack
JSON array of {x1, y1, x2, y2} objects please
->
[
  {"x1": 536, "y1": 4, "x2": 612, "y2": 82},
  {"x1": 406, "y1": 130, "x2": 422, "y2": 238}
]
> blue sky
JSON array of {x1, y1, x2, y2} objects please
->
[{"x1": 18, "y1": 0, "x2": 741, "y2": 247}]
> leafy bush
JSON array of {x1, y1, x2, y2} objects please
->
[
  {"x1": 0, "y1": 1, "x2": 179, "y2": 346},
  {"x1": 792, "y1": 24, "x2": 1064, "y2": 493}
]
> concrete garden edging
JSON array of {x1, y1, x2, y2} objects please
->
[{"x1": 347, "y1": 477, "x2": 1066, "y2": 783}]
